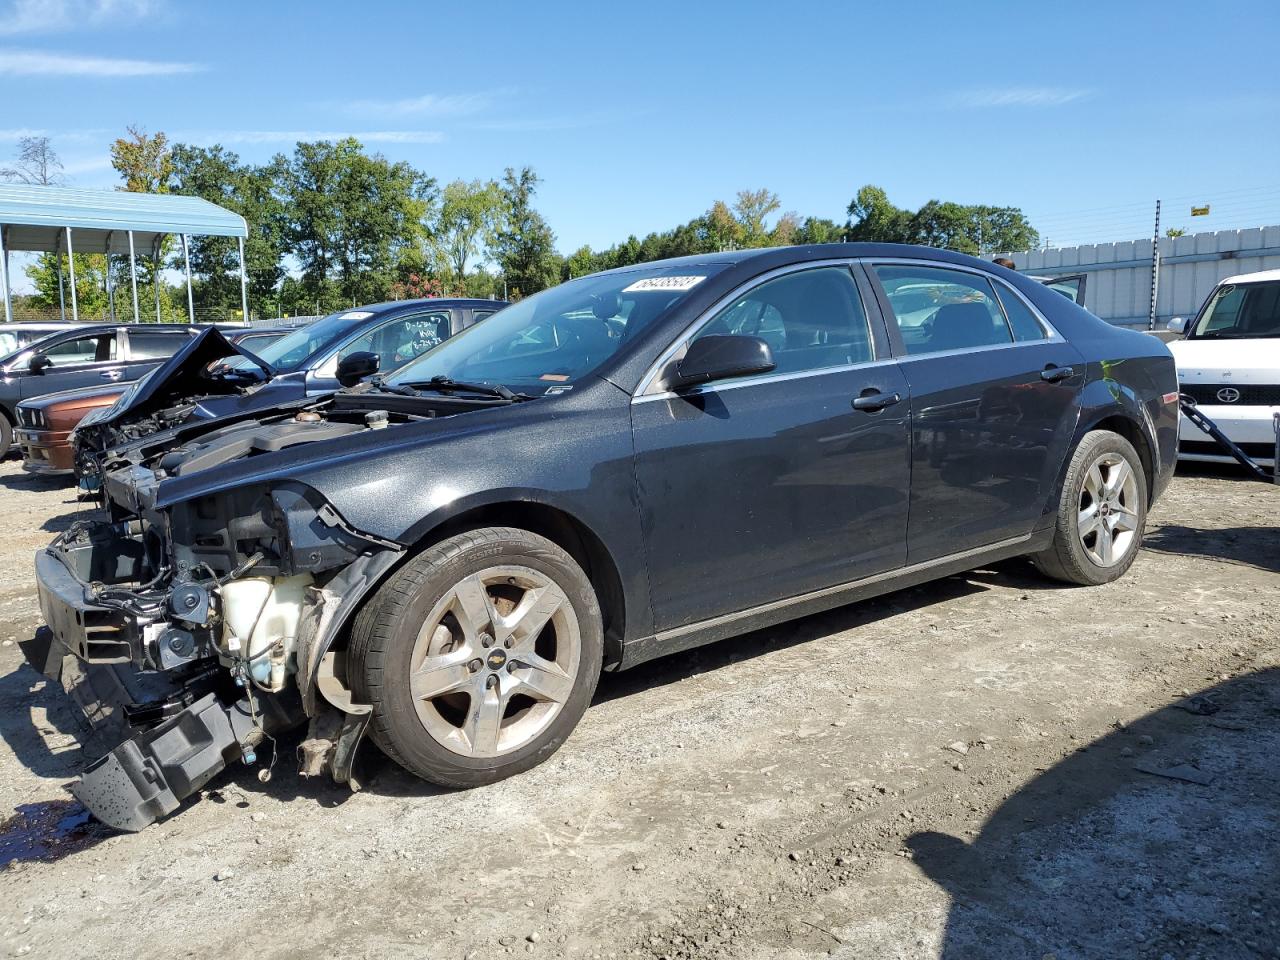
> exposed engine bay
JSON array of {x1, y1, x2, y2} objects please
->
[
  {"x1": 73, "y1": 328, "x2": 275, "y2": 483},
  {"x1": 32, "y1": 394, "x2": 477, "y2": 830}
]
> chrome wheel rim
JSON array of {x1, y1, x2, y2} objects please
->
[
  {"x1": 408, "y1": 565, "x2": 581, "y2": 759},
  {"x1": 1078, "y1": 453, "x2": 1140, "y2": 567}
]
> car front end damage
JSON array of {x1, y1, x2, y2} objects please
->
[{"x1": 25, "y1": 441, "x2": 405, "y2": 831}]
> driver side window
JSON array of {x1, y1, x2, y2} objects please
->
[
  {"x1": 688, "y1": 266, "x2": 873, "y2": 378},
  {"x1": 339, "y1": 313, "x2": 451, "y2": 372},
  {"x1": 42, "y1": 333, "x2": 116, "y2": 364}
]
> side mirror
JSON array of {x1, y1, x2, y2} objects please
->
[
  {"x1": 669, "y1": 335, "x2": 775, "y2": 390},
  {"x1": 1166, "y1": 317, "x2": 1188, "y2": 335},
  {"x1": 28, "y1": 354, "x2": 53, "y2": 374},
  {"x1": 336, "y1": 351, "x2": 380, "y2": 387}
]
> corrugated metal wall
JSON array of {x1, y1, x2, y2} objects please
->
[{"x1": 1009, "y1": 225, "x2": 1280, "y2": 328}]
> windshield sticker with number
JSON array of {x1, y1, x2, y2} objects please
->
[{"x1": 621, "y1": 276, "x2": 706, "y2": 294}]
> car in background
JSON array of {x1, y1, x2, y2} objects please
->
[
  {"x1": 72, "y1": 298, "x2": 506, "y2": 485},
  {"x1": 14, "y1": 327, "x2": 292, "y2": 476},
  {"x1": 0, "y1": 323, "x2": 229, "y2": 458},
  {"x1": 23, "y1": 243, "x2": 1177, "y2": 830},
  {"x1": 0, "y1": 321, "x2": 87, "y2": 356},
  {"x1": 1034, "y1": 273, "x2": 1087, "y2": 306},
  {"x1": 1167, "y1": 269, "x2": 1280, "y2": 466}
]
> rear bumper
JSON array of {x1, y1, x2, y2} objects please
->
[{"x1": 14, "y1": 427, "x2": 75, "y2": 474}]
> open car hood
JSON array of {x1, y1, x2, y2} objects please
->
[{"x1": 88, "y1": 328, "x2": 273, "y2": 431}]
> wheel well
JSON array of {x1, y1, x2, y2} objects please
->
[
  {"x1": 410, "y1": 502, "x2": 627, "y2": 665},
  {"x1": 1090, "y1": 414, "x2": 1155, "y2": 504}
]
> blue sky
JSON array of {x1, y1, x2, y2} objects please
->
[{"x1": 4, "y1": 0, "x2": 1280, "y2": 265}]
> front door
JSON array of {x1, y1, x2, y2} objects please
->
[
  {"x1": 631, "y1": 264, "x2": 912, "y2": 632},
  {"x1": 868, "y1": 262, "x2": 1085, "y2": 564},
  {"x1": 20, "y1": 330, "x2": 127, "y2": 397}
]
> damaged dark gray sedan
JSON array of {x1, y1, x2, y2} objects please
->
[{"x1": 24, "y1": 244, "x2": 1180, "y2": 830}]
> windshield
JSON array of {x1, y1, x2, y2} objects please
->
[
  {"x1": 228, "y1": 313, "x2": 366, "y2": 372},
  {"x1": 389, "y1": 265, "x2": 725, "y2": 394},
  {"x1": 1191, "y1": 281, "x2": 1280, "y2": 339}
]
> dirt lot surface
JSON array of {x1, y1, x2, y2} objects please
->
[{"x1": 0, "y1": 456, "x2": 1275, "y2": 960}]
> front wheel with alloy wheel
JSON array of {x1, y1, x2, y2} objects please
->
[
  {"x1": 1033, "y1": 429, "x2": 1148, "y2": 586},
  {"x1": 349, "y1": 527, "x2": 603, "y2": 788}
]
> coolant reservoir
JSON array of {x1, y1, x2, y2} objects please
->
[{"x1": 219, "y1": 574, "x2": 313, "y2": 689}]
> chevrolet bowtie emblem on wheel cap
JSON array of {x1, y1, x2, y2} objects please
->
[
  {"x1": 486, "y1": 649, "x2": 508, "y2": 670},
  {"x1": 1217, "y1": 387, "x2": 1241, "y2": 403}
]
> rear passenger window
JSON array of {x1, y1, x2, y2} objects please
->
[
  {"x1": 128, "y1": 332, "x2": 189, "y2": 360},
  {"x1": 993, "y1": 283, "x2": 1049, "y2": 342},
  {"x1": 689, "y1": 267, "x2": 873, "y2": 377},
  {"x1": 873, "y1": 265, "x2": 1013, "y2": 355}
]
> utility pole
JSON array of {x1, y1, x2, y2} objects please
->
[{"x1": 1148, "y1": 199, "x2": 1161, "y2": 331}]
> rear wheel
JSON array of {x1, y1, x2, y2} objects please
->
[
  {"x1": 1033, "y1": 429, "x2": 1147, "y2": 585},
  {"x1": 349, "y1": 527, "x2": 603, "y2": 788},
  {"x1": 0, "y1": 413, "x2": 12, "y2": 459}
]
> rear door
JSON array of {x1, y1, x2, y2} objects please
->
[
  {"x1": 122, "y1": 329, "x2": 193, "y2": 380},
  {"x1": 867, "y1": 261, "x2": 1085, "y2": 564},
  {"x1": 21, "y1": 330, "x2": 127, "y2": 397},
  {"x1": 631, "y1": 263, "x2": 911, "y2": 631}
]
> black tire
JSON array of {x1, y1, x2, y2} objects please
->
[
  {"x1": 349, "y1": 526, "x2": 603, "y2": 788},
  {"x1": 0, "y1": 412, "x2": 12, "y2": 459},
  {"x1": 1032, "y1": 429, "x2": 1148, "y2": 585}
]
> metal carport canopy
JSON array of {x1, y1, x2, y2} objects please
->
[
  {"x1": 0, "y1": 183, "x2": 251, "y2": 325},
  {"x1": 0, "y1": 183, "x2": 247, "y2": 254}
]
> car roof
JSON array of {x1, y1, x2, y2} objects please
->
[
  {"x1": 1220, "y1": 268, "x2": 1280, "y2": 285},
  {"x1": 345, "y1": 298, "x2": 508, "y2": 314},
  {"x1": 589, "y1": 242, "x2": 1022, "y2": 277}
]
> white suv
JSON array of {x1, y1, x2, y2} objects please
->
[{"x1": 1168, "y1": 269, "x2": 1280, "y2": 465}]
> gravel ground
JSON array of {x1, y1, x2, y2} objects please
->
[{"x1": 0, "y1": 456, "x2": 1276, "y2": 960}]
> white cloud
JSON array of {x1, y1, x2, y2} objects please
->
[
  {"x1": 0, "y1": 0, "x2": 164, "y2": 36},
  {"x1": 0, "y1": 126, "x2": 46, "y2": 140},
  {"x1": 187, "y1": 130, "x2": 447, "y2": 145},
  {"x1": 340, "y1": 91, "x2": 496, "y2": 117},
  {"x1": 952, "y1": 87, "x2": 1092, "y2": 108},
  {"x1": 0, "y1": 49, "x2": 201, "y2": 76}
]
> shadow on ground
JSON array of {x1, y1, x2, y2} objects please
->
[
  {"x1": 908, "y1": 668, "x2": 1280, "y2": 959},
  {"x1": 1144, "y1": 523, "x2": 1280, "y2": 574}
]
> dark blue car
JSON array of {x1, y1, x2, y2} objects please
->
[
  {"x1": 72, "y1": 297, "x2": 506, "y2": 482},
  {"x1": 26, "y1": 244, "x2": 1178, "y2": 829}
]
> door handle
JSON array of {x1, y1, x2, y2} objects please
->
[
  {"x1": 852, "y1": 391, "x2": 902, "y2": 412},
  {"x1": 100, "y1": 369, "x2": 124, "y2": 381},
  {"x1": 1040, "y1": 365, "x2": 1074, "y2": 383}
]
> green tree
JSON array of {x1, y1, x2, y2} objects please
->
[
  {"x1": 845, "y1": 185, "x2": 913, "y2": 243},
  {"x1": 280, "y1": 137, "x2": 433, "y2": 310},
  {"x1": 565, "y1": 245, "x2": 596, "y2": 280},
  {"x1": 111, "y1": 125, "x2": 174, "y2": 193},
  {"x1": 492, "y1": 167, "x2": 560, "y2": 298},
  {"x1": 845, "y1": 184, "x2": 1038, "y2": 253},
  {"x1": 169, "y1": 144, "x2": 287, "y2": 316},
  {"x1": 732, "y1": 188, "x2": 781, "y2": 245},
  {"x1": 430, "y1": 178, "x2": 503, "y2": 281}
]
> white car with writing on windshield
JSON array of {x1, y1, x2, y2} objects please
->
[{"x1": 1167, "y1": 269, "x2": 1280, "y2": 465}]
